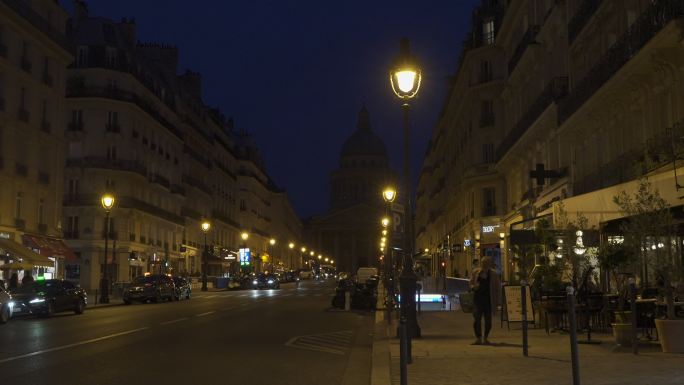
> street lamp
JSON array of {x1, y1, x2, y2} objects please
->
[
  {"x1": 201, "y1": 220, "x2": 211, "y2": 291},
  {"x1": 301, "y1": 246, "x2": 306, "y2": 268},
  {"x1": 289, "y1": 242, "x2": 295, "y2": 269},
  {"x1": 99, "y1": 193, "x2": 115, "y2": 304},
  {"x1": 381, "y1": 217, "x2": 390, "y2": 228},
  {"x1": 390, "y1": 37, "x2": 422, "y2": 338},
  {"x1": 382, "y1": 186, "x2": 397, "y2": 310},
  {"x1": 269, "y1": 238, "x2": 276, "y2": 271}
]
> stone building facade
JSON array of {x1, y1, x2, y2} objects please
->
[
  {"x1": 0, "y1": 0, "x2": 74, "y2": 281},
  {"x1": 416, "y1": 0, "x2": 684, "y2": 281}
]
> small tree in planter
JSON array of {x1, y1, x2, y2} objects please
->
[
  {"x1": 613, "y1": 176, "x2": 683, "y2": 352},
  {"x1": 597, "y1": 242, "x2": 636, "y2": 346}
]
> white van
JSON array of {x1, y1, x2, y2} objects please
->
[{"x1": 356, "y1": 267, "x2": 378, "y2": 283}]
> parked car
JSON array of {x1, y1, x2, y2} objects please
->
[
  {"x1": 1, "y1": 286, "x2": 13, "y2": 323},
  {"x1": 172, "y1": 276, "x2": 191, "y2": 300},
  {"x1": 123, "y1": 275, "x2": 176, "y2": 304},
  {"x1": 283, "y1": 271, "x2": 299, "y2": 283},
  {"x1": 10, "y1": 279, "x2": 87, "y2": 317},
  {"x1": 251, "y1": 273, "x2": 280, "y2": 289}
]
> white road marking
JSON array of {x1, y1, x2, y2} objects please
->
[
  {"x1": 160, "y1": 317, "x2": 188, "y2": 325},
  {"x1": 205, "y1": 295, "x2": 218, "y2": 298},
  {"x1": 0, "y1": 327, "x2": 150, "y2": 365},
  {"x1": 196, "y1": 311, "x2": 215, "y2": 317}
]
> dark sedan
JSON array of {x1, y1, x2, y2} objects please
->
[
  {"x1": 172, "y1": 276, "x2": 191, "y2": 300},
  {"x1": 251, "y1": 273, "x2": 280, "y2": 290},
  {"x1": 123, "y1": 274, "x2": 176, "y2": 304},
  {"x1": 10, "y1": 279, "x2": 87, "y2": 317}
]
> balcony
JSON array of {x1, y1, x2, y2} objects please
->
[
  {"x1": 66, "y1": 85, "x2": 183, "y2": 140},
  {"x1": 183, "y1": 144, "x2": 211, "y2": 169},
  {"x1": 559, "y1": 0, "x2": 684, "y2": 124},
  {"x1": 170, "y1": 184, "x2": 185, "y2": 196},
  {"x1": 17, "y1": 108, "x2": 29, "y2": 123},
  {"x1": 38, "y1": 171, "x2": 50, "y2": 185},
  {"x1": 14, "y1": 218, "x2": 25, "y2": 230},
  {"x1": 20, "y1": 57, "x2": 32, "y2": 73},
  {"x1": 182, "y1": 174, "x2": 212, "y2": 195},
  {"x1": 508, "y1": 25, "x2": 541, "y2": 74},
  {"x1": 181, "y1": 206, "x2": 202, "y2": 221},
  {"x1": 212, "y1": 210, "x2": 240, "y2": 228},
  {"x1": 0, "y1": 0, "x2": 71, "y2": 51},
  {"x1": 105, "y1": 123, "x2": 121, "y2": 133},
  {"x1": 568, "y1": 0, "x2": 604, "y2": 44},
  {"x1": 66, "y1": 157, "x2": 147, "y2": 177},
  {"x1": 151, "y1": 173, "x2": 170, "y2": 189},
  {"x1": 41, "y1": 120, "x2": 51, "y2": 133},
  {"x1": 15, "y1": 162, "x2": 28, "y2": 177},
  {"x1": 496, "y1": 77, "x2": 568, "y2": 161},
  {"x1": 67, "y1": 121, "x2": 83, "y2": 131}
]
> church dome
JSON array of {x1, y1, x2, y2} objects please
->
[{"x1": 340, "y1": 106, "x2": 388, "y2": 159}]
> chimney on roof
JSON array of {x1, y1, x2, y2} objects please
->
[{"x1": 73, "y1": 0, "x2": 89, "y2": 22}]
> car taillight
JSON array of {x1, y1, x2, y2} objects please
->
[{"x1": 144, "y1": 283, "x2": 153, "y2": 287}]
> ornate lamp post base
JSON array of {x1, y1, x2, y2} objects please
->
[{"x1": 397, "y1": 265, "x2": 421, "y2": 338}]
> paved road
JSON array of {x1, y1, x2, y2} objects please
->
[{"x1": 1, "y1": 279, "x2": 373, "y2": 385}]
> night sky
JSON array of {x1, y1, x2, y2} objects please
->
[{"x1": 64, "y1": 1, "x2": 479, "y2": 218}]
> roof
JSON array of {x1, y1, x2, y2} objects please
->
[{"x1": 340, "y1": 106, "x2": 388, "y2": 159}]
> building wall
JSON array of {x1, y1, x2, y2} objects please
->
[{"x1": 0, "y1": 0, "x2": 72, "y2": 279}]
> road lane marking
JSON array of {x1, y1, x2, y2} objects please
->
[
  {"x1": 196, "y1": 311, "x2": 215, "y2": 317},
  {"x1": 205, "y1": 295, "x2": 218, "y2": 298},
  {"x1": 0, "y1": 327, "x2": 150, "y2": 365},
  {"x1": 160, "y1": 317, "x2": 188, "y2": 325}
]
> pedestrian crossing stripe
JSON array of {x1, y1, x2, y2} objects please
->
[{"x1": 285, "y1": 330, "x2": 353, "y2": 355}]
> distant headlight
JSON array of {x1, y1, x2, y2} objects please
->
[
  {"x1": 267, "y1": 279, "x2": 274, "y2": 284},
  {"x1": 8, "y1": 301, "x2": 14, "y2": 309},
  {"x1": 252, "y1": 280, "x2": 258, "y2": 285},
  {"x1": 29, "y1": 298, "x2": 45, "y2": 304}
]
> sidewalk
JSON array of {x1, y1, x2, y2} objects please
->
[{"x1": 372, "y1": 310, "x2": 684, "y2": 385}]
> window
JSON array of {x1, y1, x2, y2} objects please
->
[
  {"x1": 107, "y1": 111, "x2": 118, "y2": 125},
  {"x1": 480, "y1": 100, "x2": 494, "y2": 127},
  {"x1": 482, "y1": 188, "x2": 496, "y2": 216},
  {"x1": 105, "y1": 179, "x2": 116, "y2": 191},
  {"x1": 41, "y1": 99, "x2": 48, "y2": 122},
  {"x1": 72, "y1": 109, "x2": 83, "y2": 123},
  {"x1": 106, "y1": 145, "x2": 117, "y2": 160},
  {"x1": 240, "y1": 199, "x2": 246, "y2": 211},
  {"x1": 20, "y1": 87, "x2": 26, "y2": 108},
  {"x1": 67, "y1": 216, "x2": 79, "y2": 237},
  {"x1": 15, "y1": 192, "x2": 22, "y2": 219},
  {"x1": 76, "y1": 46, "x2": 88, "y2": 67},
  {"x1": 38, "y1": 198, "x2": 44, "y2": 224},
  {"x1": 482, "y1": 143, "x2": 494, "y2": 163},
  {"x1": 105, "y1": 47, "x2": 117, "y2": 67},
  {"x1": 480, "y1": 60, "x2": 492, "y2": 83},
  {"x1": 68, "y1": 178, "x2": 79, "y2": 198},
  {"x1": 483, "y1": 19, "x2": 495, "y2": 45}
]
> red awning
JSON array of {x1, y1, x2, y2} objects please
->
[{"x1": 22, "y1": 234, "x2": 78, "y2": 263}]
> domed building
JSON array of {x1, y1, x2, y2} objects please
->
[{"x1": 305, "y1": 106, "x2": 396, "y2": 272}]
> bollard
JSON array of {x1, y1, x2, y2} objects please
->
[
  {"x1": 567, "y1": 286, "x2": 581, "y2": 385},
  {"x1": 521, "y1": 282, "x2": 529, "y2": 357},
  {"x1": 400, "y1": 316, "x2": 408, "y2": 385},
  {"x1": 345, "y1": 290, "x2": 351, "y2": 311},
  {"x1": 629, "y1": 279, "x2": 638, "y2": 355}
]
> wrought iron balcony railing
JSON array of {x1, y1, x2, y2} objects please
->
[
  {"x1": 568, "y1": 0, "x2": 603, "y2": 44},
  {"x1": 508, "y1": 25, "x2": 541, "y2": 74}
]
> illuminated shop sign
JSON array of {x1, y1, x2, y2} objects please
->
[
  {"x1": 482, "y1": 225, "x2": 500, "y2": 233},
  {"x1": 239, "y1": 248, "x2": 251, "y2": 266}
]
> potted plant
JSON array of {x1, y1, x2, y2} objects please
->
[
  {"x1": 614, "y1": 177, "x2": 684, "y2": 352},
  {"x1": 597, "y1": 242, "x2": 634, "y2": 346}
]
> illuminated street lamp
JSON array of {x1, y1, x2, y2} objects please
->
[
  {"x1": 241, "y1": 232, "x2": 249, "y2": 242},
  {"x1": 381, "y1": 217, "x2": 390, "y2": 228},
  {"x1": 201, "y1": 220, "x2": 211, "y2": 291},
  {"x1": 269, "y1": 238, "x2": 276, "y2": 270},
  {"x1": 289, "y1": 242, "x2": 295, "y2": 269},
  {"x1": 99, "y1": 193, "x2": 115, "y2": 304},
  {"x1": 390, "y1": 37, "x2": 422, "y2": 338}
]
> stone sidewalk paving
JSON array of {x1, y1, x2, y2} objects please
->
[{"x1": 372, "y1": 310, "x2": 684, "y2": 385}]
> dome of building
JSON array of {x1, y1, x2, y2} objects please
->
[{"x1": 340, "y1": 106, "x2": 388, "y2": 159}]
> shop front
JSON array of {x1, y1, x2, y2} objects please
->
[
  {"x1": 22, "y1": 234, "x2": 77, "y2": 280},
  {"x1": 0, "y1": 235, "x2": 55, "y2": 283}
]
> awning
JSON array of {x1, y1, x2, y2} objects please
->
[
  {"x1": 0, "y1": 261, "x2": 34, "y2": 270},
  {"x1": 0, "y1": 238, "x2": 54, "y2": 267},
  {"x1": 22, "y1": 234, "x2": 78, "y2": 263}
]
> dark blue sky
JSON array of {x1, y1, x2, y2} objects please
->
[{"x1": 65, "y1": 1, "x2": 479, "y2": 218}]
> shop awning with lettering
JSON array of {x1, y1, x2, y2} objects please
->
[
  {"x1": 22, "y1": 234, "x2": 78, "y2": 263},
  {"x1": 0, "y1": 238, "x2": 53, "y2": 267}
]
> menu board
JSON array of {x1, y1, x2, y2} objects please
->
[{"x1": 503, "y1": 285, "x2": 534, "y2": 323}]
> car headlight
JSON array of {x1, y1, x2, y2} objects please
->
[
  {"x1": 252, "y1": 280, "x2": 258, "y2": 285},
  {"x1": 8, "y1": 301, "x2": 14, "y2": 309},
  {"x1": 267, "y1": 279, "x2": 274, "y2": 284},
  {"x1": 29, "y1": 298, "x2": 45, "y2": 304}
]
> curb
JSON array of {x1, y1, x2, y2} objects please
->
[
  {"x1": 87, "y1": 302, "x2": 124, "y2": 310},
  {"x1": 371, "y1": 309, "x2": 392, "y2": 385}
]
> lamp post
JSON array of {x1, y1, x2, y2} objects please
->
[
  {"x1": 269, "y1": 238, "x2": 276, "y2": 272},
  {"x1": 289, "y1": 242, "x2": 295, "y2": 270},
  {"x1": 99, "y1": 193, "x2": 115, "y2": 304},
  {"x1": 201, "y1": 221, "x2": 211, "y2": 291},
  {"x1": 383, "y1": 187, "x2": 397, "y2": 305},
  {"x1": 390, "y1": 37, "x2": 422, "y2": 338},
  {"x1": 241, "y1": 231, "x2": 249, "y2": 272},
  {"x1": 300, "y1": 247, "x2": 306, "y2": 269}
]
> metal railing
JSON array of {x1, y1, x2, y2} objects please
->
[
  {"x1": 568, "y1": 0, "x2": 604, "y2": 44},
  {"x1": 496, "y1": 77, "x2": 568, "y2": 161},
  {"x1": 508, "y1": 25, "x2": 541, "y2": 74},
  {"x1": 559, "y1": 0, "x2": 684, "y2": 124}
]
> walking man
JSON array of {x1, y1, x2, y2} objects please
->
[{"x1": 469, "y1": 257, "x2": 501, "y2": 345}]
